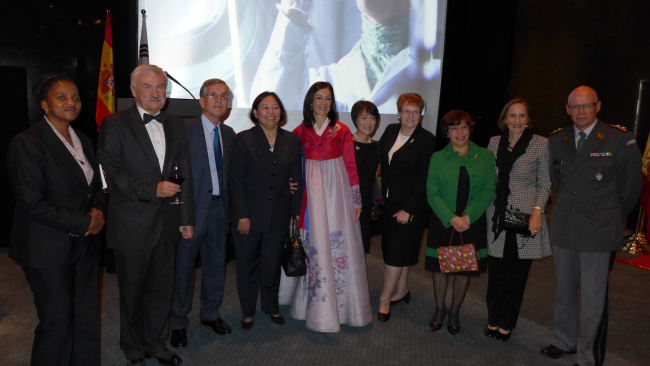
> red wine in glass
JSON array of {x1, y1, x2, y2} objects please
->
[{"x1": 169, "y1": 162, "x2": 185, "y2": 204}]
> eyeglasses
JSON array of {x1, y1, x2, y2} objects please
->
[
  {"x1": 448, "y1": 125, "x2": 470, "y2": 132},
  {"x1": 206, "y1": 92, "x2": 230, "y2": 101},
  {"x1": 400, "y1": 110, "x2": 421, "y2": 116},
  {"x1": 567, "y1": 102, "x2": 598, "y2": 111}
]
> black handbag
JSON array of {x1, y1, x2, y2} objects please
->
[
  {"x1": 504, "y1": 207, "x2": 532, "y2": 237},
  {"x1": 282, "y1": 216, "x2": 308, "y2": 277}
]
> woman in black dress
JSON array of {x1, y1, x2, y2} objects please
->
[
  {"x1": 351, "y1": 100, "x2": 380, "y2": 253},
  {"x1": 377, "y1": 93, "x2": 436, "y2": 321},
  {"x1": 426, "y1": 110, "x2": 495, "y2": 335}
]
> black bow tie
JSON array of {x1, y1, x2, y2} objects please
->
[{"x1": 143, "y1": 113, "x2": 164, "y2": 124}]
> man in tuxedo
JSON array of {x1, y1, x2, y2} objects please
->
[
  {"x1": 542, "y1": 86, "x2": 643, "y2": 366},
  {"x1": 98, "y1": 64, "x2": 195, "y2": 366},
  {"x1": 169, "y1": 78, "x2": 235, "y2": 348}
]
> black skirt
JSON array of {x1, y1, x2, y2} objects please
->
[{"x1": 425, "y1": 167, "x2": 487, "y2": 276}]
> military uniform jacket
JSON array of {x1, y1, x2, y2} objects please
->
[{"x1": 548, "y1": 119, "x2": 643, "y2": 252}]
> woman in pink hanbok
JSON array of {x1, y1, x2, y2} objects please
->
[{"x1": 279, "y1": 81, "x2": 373, "y2": 332}]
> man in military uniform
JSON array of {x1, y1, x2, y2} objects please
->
[{"x1": 541, "y1": 86, "x2": 643, "y2": 366}]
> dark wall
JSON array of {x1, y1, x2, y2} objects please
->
[
  {"x1": 509, "y1": 0, "x2": 650, "y2": 137},
  {"x1": 436, "y1": 0, "x2": 518, "y2": 150}
]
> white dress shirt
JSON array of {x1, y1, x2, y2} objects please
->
[
  {"x1": 574, "y1": 120, "x2": 597, "y2": 149},
  {"x1": 136, "y1": 105, "x2": 166, "y2": 173}
]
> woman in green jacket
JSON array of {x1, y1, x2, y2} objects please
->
[{"x1": 425, "y1": 110, "x2": 496, "y2": 335}]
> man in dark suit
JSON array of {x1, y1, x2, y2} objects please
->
[
  {"x1": 169, "y1": 78, "x2": 235, "y2": 348},
  {"x1": 98, "y1": 64, "x2": 195, "y2": 366},
  {"x1": 542, "y1": 86, "x2": 643, "y2": 366}
]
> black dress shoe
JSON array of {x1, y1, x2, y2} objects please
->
[
  {"x1": 200, "y1": 318, "x2": 232, "y2": 335},
  {"x1": 170, "y1": 329, "x2": 187, "y2": 348},
  {"x1": 390, "y1": 291, "x2": 411, "y2": 305},
  {"x1": 127, "y1": 358, "x2": 145, "y2": 366},
  {"x1": 572, "y1": 364, "x2": 580, "y2": 366},
  {"x1": 148, "y1": 350, "x2": 182, "y2": 366},
  {"x1": 447, "y1": 312, "x2": 460, "y2": 336},
  {"x1": 429, "y1": 308, "x2": 447, "y2": 332},
  {"x1": 377, "y1": 311, "x2": 390, "y2": 321},
  {"x1": 496, "y1": 329, "x2": 511, "y2": 342},
  {"x1": 484, "y1": 325, "x2": 498, "y2": 338},
  {"x1": 540, "y1": 344, "x2": 577, "y2": 359},
  {"x1": 241, "y1": 319, "x2": 254, "y2": 331},
  {"x1": 269, "y1": 314, "x2": 285, "y2": 325}
]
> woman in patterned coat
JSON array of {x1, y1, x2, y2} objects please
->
[{"x1": 484, "y1": 98, "x2": 552, "y2": 342}]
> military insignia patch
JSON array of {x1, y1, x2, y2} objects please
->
[
  {"x1": 595, "y1": 132, "x2": 604, "y2": 140},
  {"x1": 562, "y1": 134, "x2": 570, "y2": 141},
  {"x1": 590, "y1": 152, "x2": 612, "y2": 157},
  {"x1": 551, "y1": 127, "x2": 566, "y2": 136},
  {"x1": 596, "y1": 173, "x2": 603, "y2": 181},
  {"x1": 627, "y1": 139, "x2": 636, "y2": 146},
  {"x1": 610, "y1": 124, "x2": 627, "y2": 131}
]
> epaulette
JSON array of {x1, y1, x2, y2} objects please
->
[
  {"x1": 550, "y1": 127, "x2": 566, "y2": 136},
  {"x1": 609, "y1": 124, "x2": 627, "y2": 131}
]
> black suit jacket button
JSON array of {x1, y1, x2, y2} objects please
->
[
  {"x1": 273, "y1": 161, "x2": 276, "y2": 165},
  {"x1": 270, "y1": 196, "x2": 273, "y2": 200},
  {"x1": 87, "y1": 193, "x2": 92, "y2": 197},
  {"x1": 271, "y1": 184, "x2": 274, "y2": 188},
  {"x1": 272, "y1": 173, "x2": 276, "y2": 176}
]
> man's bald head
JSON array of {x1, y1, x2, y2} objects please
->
[{"x1": 566, "y1": 85, "x2": 601, "y2": 131}]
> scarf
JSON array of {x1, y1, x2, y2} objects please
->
[{"x1": 491, "y1": 128, "x2": 534, "y2": 241}]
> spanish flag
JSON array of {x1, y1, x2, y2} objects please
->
[{"x1": 96, "y1": 12, "x2": 115, "y2": 129}]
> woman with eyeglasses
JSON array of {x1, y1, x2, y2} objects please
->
[
  {"x1": 279, "y1": 81, "x2": 372, "y2": 332},
  {"x1": 229, "y1": 92, "x2": 303, "y2": 330},
  {"x1": 377, "y1": 93, "x2": 435, "y2": 321},
  {"x1": 484, "y1": 98, "x2": 551, "y2": 341},
  {"x1": 425, "y1": 110, "x2": 495, "y2": 335}
]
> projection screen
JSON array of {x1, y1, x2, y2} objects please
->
[{"x1": 137, "y1": 0, "x2": 448, "y2": 136}]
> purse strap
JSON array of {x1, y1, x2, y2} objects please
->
[{"x1": 448, "y1": 229, "x2": 464, "y2": 247}]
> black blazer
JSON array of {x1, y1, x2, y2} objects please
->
[
  {"x1": 8, "y1": 118, "x2": 105, "y2": 267},
  {"x1": 184, "y1": 116, "x2": 235, "y2": 233},
  {"x1": 229, "y1": 125, "x2": 303, "y2": 233},
  {"x1": 380, "y1": 123, "x2": 436, "y2": 215},
  {"x1": 97, "y1": 106, "x2": 195, "y2": 251}
]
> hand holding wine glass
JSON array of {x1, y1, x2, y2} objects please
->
[{"x1": 168, "y1": 162, "x2": 185, "y2": 204}]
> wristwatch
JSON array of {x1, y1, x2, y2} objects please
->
[{"x1": 533, "y1": 206, "x2": 545, "y2": 214}]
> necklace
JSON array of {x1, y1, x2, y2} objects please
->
[
  {"x1": 268, "y1": 139, "x2": 275, "y2": 152},
  {"x1": 354, "y1": 132, "x2": 371, "y2": 143}
]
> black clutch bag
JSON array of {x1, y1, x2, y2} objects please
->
[
  {"x1": 282, "y1": 216, "x2": 308, "y2": 277},
  {"x1": 504, "y1": 207, "x2": 532, "y2": 237}
]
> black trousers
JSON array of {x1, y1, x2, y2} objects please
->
[
  {"x1": 23, "y1": 242, "x2": 100, "y2": 366},
  {"x1": 114, "y1": 236, "x2": 176, "y2": 360},
  {"x1": 359, "y1": 200, "x2": 372, "y2": 253},
  {"x1": 233, "y1": 229, "x2": 286, "y2": 317},
  {"x1": 486, "y1": 231, "x2": 532, "y2": 330}
]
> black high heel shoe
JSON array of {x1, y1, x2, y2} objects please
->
[
  {"x1": 377, "y1": 310, "x2": 391, "y2": 322},
  {"x1": 496, "y1": 329, "x2": 511, "y2": 342},
  {"x1": 429, "y1": 307, "x2": 447, "y2": 332},
  {"x1": 390, "y1": 291, "x2": 412, "y2": 305},
  {"x1": 265, "y1": 312, "x2": 285, "y2": 325},
  {"x1": 484, "y1": 325, "x2": 498, "y2": 338},
  {"x1": 447, "y1": 312, "x2": 460, "y2": 336}
]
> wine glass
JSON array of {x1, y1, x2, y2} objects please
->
[{"x1": 169, "y1": 162, "x2": 185, "y2": 205}]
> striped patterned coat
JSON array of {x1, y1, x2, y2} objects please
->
[{"x1": 486, "y1": 134, "x2": 552, "y2": 259}]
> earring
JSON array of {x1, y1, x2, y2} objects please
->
[{"x1": 45, "y1": 109, "x2": 49, "y2": 114}]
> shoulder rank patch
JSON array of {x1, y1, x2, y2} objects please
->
[
  {"x1": 550, "y1": 127, "x2": 566, "y2": 136},
  {"x1": 562, "y1": 134, "x2": 570, "y2": 141},
  {"x1": 610, "y1": 124, "x2": 627, "y2": 131},
  {"x1": 595, "y1": 132, "x2": 604, "y2": 140},
  {"x1": 627, "y1": 139, "x2": 636, "y2": 146}
]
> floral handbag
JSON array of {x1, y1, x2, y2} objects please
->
[{"x1": 438, "y1": 230, "x2": 479, "y2": 273}]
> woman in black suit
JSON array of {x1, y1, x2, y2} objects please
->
[
  {"x1": 377, "y1": 93, "x2": 436, "y2": 321},
  {"x1": 230, "y1": 92, "x2": 303, "y2": 330},
  {"x1": 351, "y1": 100, "x2": 380, "y2": 253},
  {"x1": 8, "y1": 74, "x2": 105, "y2": 366}
]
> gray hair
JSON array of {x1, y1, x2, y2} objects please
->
[
  {"x1": 199, "y1": 78, "x2": 229, "y2": 98},
  {"x1": 130, "y1": 64, "x2": 167, "y2": 88}
]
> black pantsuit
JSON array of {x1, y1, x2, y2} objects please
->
[
  {"x1": 233, "y1": 230, "x2": 287, "y2": 316},
  {"x1": 229, "y1": 125, "x2": 302, "y2": 318},
  {"x1": 114, "y1": 235, "x2": 176, "y2": 360},
  {"x1": 486, "y1": 231, "x2": 532, "y2": 330}
]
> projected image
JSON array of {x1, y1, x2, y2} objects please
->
[{"x1": 141, "y1": 0, "x2": 446, "y2": 117}]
